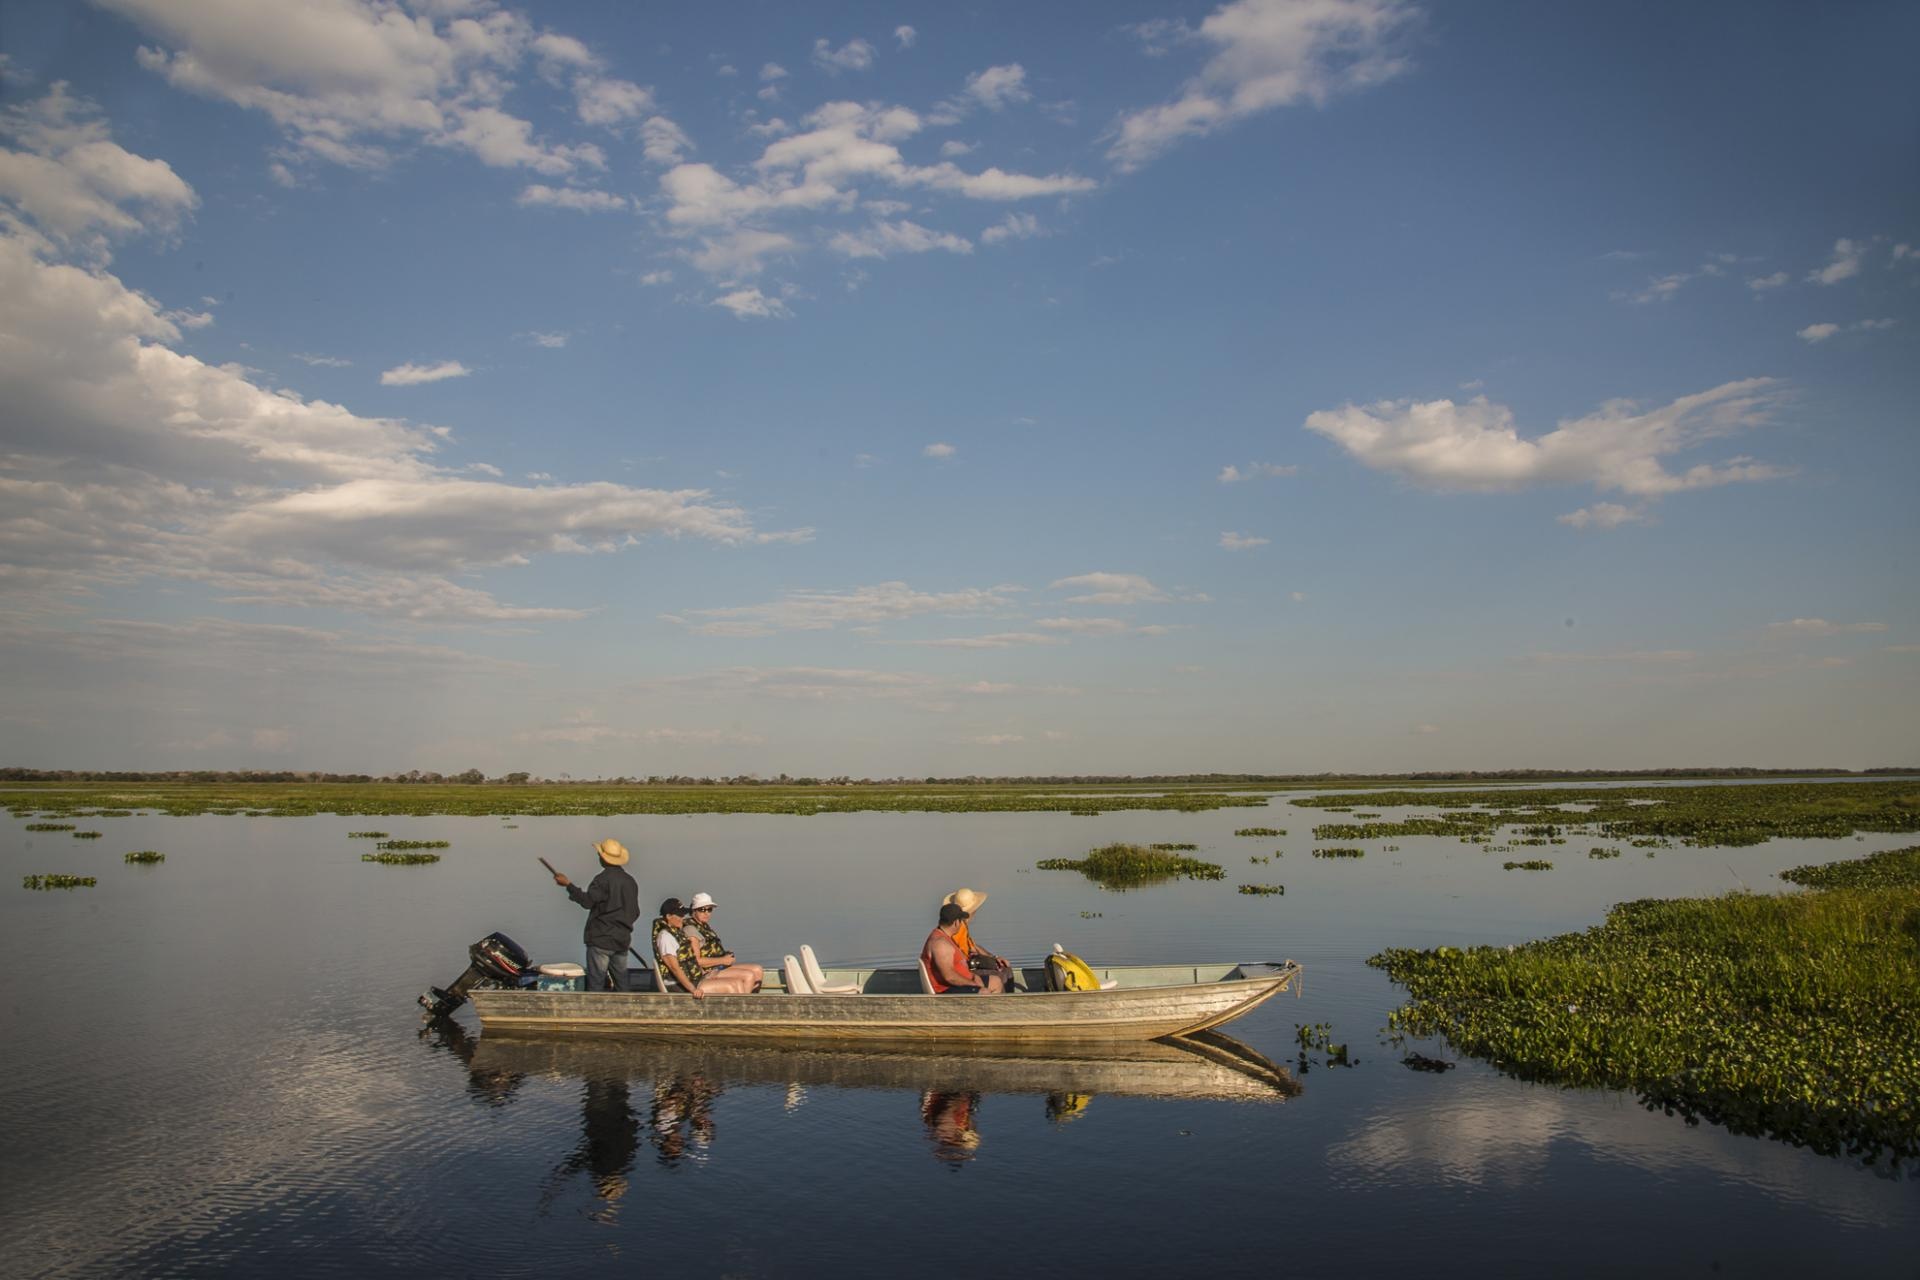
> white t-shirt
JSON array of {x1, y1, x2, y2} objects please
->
[{"x1": 656, "y1": 928, "x2": 686, "y2": 989}]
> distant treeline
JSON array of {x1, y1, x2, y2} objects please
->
[{"x1": 0, "y1": 766, "x2": 1911, "y2": 786}]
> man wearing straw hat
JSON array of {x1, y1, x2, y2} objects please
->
[{"x1": 552, "y1": 838, "x2": 641, "y2": 991}]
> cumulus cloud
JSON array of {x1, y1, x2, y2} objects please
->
[
  {"x1": 1557, "y1": 502, "x2": 1648, "y2": 530},
  {"x1": 812, "y1": 37, "x2": 876, "y2": 74},
  {"x1": 1305, "y1": 379, "x2": 1791, "y2": 511},
  {"x1": 979, "y1": 212, "x2": 1043, "y2": 245},
  {"x1": 1108, "y1": 0, "x2": 1416, "y2": 170},
  {"x1": 0, "y1": 83, "x2": 198, "y2": 257},
  {"x1": 710, "y1": 286, "x2": 791, "y2": 319},
  {"x1": 1051, "y1": 572, "x2": 1167, "y2": 605},
  {"x1": 1220, "y1": 530, "x2": 1269, "y2": 550},
  {"x1": 380, "y1": 359, "x2": 471, "y2": 386},
  {"x1": 1799, "y1": 318, "x2": 1895, "y2": 343},
  {"x1": 895, "y1": 26, "x2": 918, "y2": 49},
  {"x1": 294, "y1": 352, "x2": 352, "y2": 367},
  {"x1": 830, "y1": 219, "x2": 972, "y2": 259},
  {"x1": 922, "y1": 442, "x2": 957, "y2": 459},
  {"x1": 1807, "y1": 237, "x2": 1865, "y2": 285},
  {"x1": 960, "y1": 64, "x2": 1032, "y2": 112},
  {"x1": 516, "y1": 183, "x2": 628, "y2": 212},
  {"x1": 1747, "y1": 270, "x2": 1788, "y2": 293}
]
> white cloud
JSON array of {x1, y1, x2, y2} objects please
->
[
  {"x1": 961, "y1": 64, "x2": 1032, "y2": 112},
  {"x1": 830, "y1": 218, "x2": 972, "y2": 259},
  {"x1": 642, "y1": 664, "x2": 1053, "y2": 712},
  {"x1": 1799, "y1": 318, "x2": 1896, "y2": 343},
  {"x1": 1894, "y1": 243, "x2": 1913, "y2": 262},
  {"x1": 1218, "y1": 461, "x2": 1297, "y2": 482},
  {"x1": 710, "y1": 286, "x2": 791, "y2": 319},
  {"x1": 1747, "y1": 270, "x2": 1788, "y2": 293},
  {"x1": 666, "y1": 581, "x2": 1022, "y2": 637},
  {"x1": 1557, "y1": 502, "x2": 1648, "y2": 530},
  {"x1": 637, "y1": 268, "x2": 673, "y2": 286},
  {"x1": 895, "y1": 26, "x2": 918, "y2": 49},
  {"x1": 1807, "y1": 237, "x2": 1865, "y2": 285},
  {"x1": 969, "y1": 733, "x2": 1025, "y2": 746},
  {"x1": 380, "y1": 359, "x2": 471, "y2": 386},
  {"x1": 1050, "y1": 572, "x2": 1167, "y2": 605},
  {"x1": 1036, "y1": 617, "x2": 1131, "y2": 635},
  {"x1": 940, "y1": 139, "x2": 975, "y2": 158},
  {"x1": 1220, "y1": 531, "x2": 1269, "y2": 550},
  {"x1": 923, "y1": 441, "x2": 956, "y2": 459},
  {"x1": 1797, "y1": 322, "x2": 1840, "y2": 343},
  {"x1": 980, "y1": 212, "x2": 1042, "y2": 244},
  {"x1": 527, "y1": 331, "x2": 568, "y2": 348},
  {"x1": 516, "y1": 183, "x2": 628, "y2": 212},
  {"x1": 294, "y1": 352, "x2": 351, "y2": 367},
  {"x1": 572, "y1": 77, "x2": 654, "y2": 127},
  {"x1": 1305, "y1": 379, "x2": 1791, "y2": 508},
  {"x1": 760, "y1": 62, "x2": 788, "y2": 82},
  {"x1": 1620, "y1": 271, "x2": 1695, "y2": 305},
  {"x1": 639, "y1": 116, "x2": 694, "y2": 165},
  {"x1": 0, "y1": 83, "x2": 198, "y2": 257},
  {"x1": 1108, "y1": 0, "x2": 1416, "y2": 170},
  {"x1": 1289, "y1": 591, "x2": 1306, "y2": 602},
  {"x1": 812, "y1": 37, "x2": 876, "y2": 74},
  {"x1": 1766, "y1": 618, "x2": 1887, "y2": 636},
  {"x1": 912, "y1": 633, "x2": 1066, "y2": 650}
]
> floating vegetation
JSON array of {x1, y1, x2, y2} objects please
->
[
  {"x1": 1237, "y1": 883, "x2": 1285, "y2": 896},
  {"x1": 1370, "y1": 849, "x2": 1920, "y2": 1166},
  {"x1": 347, "y1": 831, "x2": 389, "y2": 839},
  {"x1": 375, "y1": 839, "x2": 449, "y2": 851},
  {"x1": 23, "y1": 823, "x2": 75, "y2": 832},
  {"x1": 1589, "y1": 847, "x2": 1621, "y2": 860},
  {"x1": 1312, "y1": 847, "x2": 1364, "y2": 859},
  {"x1": 1078, "y1": 910, "x2": 1103, "y2": 919},
  {"x1": 1502, "y1": 860, "x2": 1553, "y2": 871},
  {"x1": 1150, "y1": 842, "x2": 1199, "y2": 851},
  {"x1": 1234, "y1": 827, "x2": 1284, "y2": 837},
  {"x1": 1295, "y1": 1022, "x2": 1351, "y2": 1067},
  {"x1": 1353, "y1": 812, "x2": 1381, "y2": 819},
  {"x1": 362, "y1": 851, "x2": 441, "y2": 865},
  {"x1": 23, "y1": 874, "x2": 96, "y2": 889},
  {"x1": 1402, "y1": 1053, "x2": 1454, "y2": 1073},
  {"x1": 71, "y1": 831, "x2": 103, "y2": 839},
  {"x1": 1035, "y1": 843, "x2": 1225, "y2": 890},
  {"x1": 1780, "y1": 845, "x2": 1920, "y2": 890},
  {"x1": 1248, "y1": 854, "x2": 1274, "y2": 864},
  {"x1": 123, "y1": 851, "x2": 165, "y2": 864}
]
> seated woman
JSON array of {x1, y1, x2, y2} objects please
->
[
  {"x1": 944, "y1": 888, "x2": 1016, "y2": 990},
  {"x1": 681, "y1": 892, "x2": 763, "y2": 991},
  {"x1": 922, "y1": 902, "x2": 1004, "y2": 994},
  {"x1": 653, "y1": 899, "x2": 758, "y2": 998}
]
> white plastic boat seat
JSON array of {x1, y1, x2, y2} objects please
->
[
  {"x1": 783, "y1": 955, "x2": 812, "y2": 995},
  {"x1": 800, "y1": 944, "x2": 861, "y2": 995},
  {"x1": 916, "y1": 957, "x2": 937, "y2": 995},
  {"x1": 536, "y1": 962, "x2": 585, "y2": 978}
]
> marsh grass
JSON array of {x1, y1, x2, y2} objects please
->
[
  {"x1": 1370, "y1": 846, "x2": 1920, "y2": 1165},
  {"x1": 1036, "y1": 843, "x2": 1225, "y2": 890}
]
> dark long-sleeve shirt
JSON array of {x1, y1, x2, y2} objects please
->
[{"x1": 566, "y1": 864, "x2": 640, "y2": 952}]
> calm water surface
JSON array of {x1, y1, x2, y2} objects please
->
[{"x1": 2, "y1": 800, "x2": 1916, "y2": 1277}]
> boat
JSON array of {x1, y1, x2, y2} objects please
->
[
  {"x1": 465, "y1": 957, "x2": 1304, "y2": 1043},
  {"x1": 448, "y1": 1026, "x2": 1302, "y2": 1104}
]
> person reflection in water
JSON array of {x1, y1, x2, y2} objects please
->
[
  {"x1": 650, "y1": 1073, "x2": 720, "y2": 1165},
  {"x1": 920, "y1": 1090, "x2": 982, "y2": 1164},
  {"x1": 542, "y1": 1078, "x2": 640, "y2": 1224}
]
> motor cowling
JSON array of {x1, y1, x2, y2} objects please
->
[{"x1": 420, "y1": 931, "x2": 533, "y2": 1018}]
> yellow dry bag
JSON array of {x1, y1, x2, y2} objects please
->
[{"x1": 1046, "y1": 947, "x2": 1100, "y2": 992}]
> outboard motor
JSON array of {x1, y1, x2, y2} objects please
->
[{"x1": 420, "y1": 931, "x2": 533, "y2": 1018}]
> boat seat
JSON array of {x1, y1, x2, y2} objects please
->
[
  {"x1": 916, "y1": 957, "x2": 936, "y2": 995},
  {"x1": 783, "y1": 955, "x2": 813, "y2": 995},
  {"x1": 800, "y1": 944, "x2": 861, "y2": 995}
]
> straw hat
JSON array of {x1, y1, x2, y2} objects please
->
[
  {"x1": 943, "y1": 887, "x2": 987, "y2": 914},
  {"x1": 592, "y1": 838, "x2": 630, "y2": 866}
]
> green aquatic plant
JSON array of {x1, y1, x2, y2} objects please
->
[
  {"x1": 347, "y1": 831, "x2": 389, "y2": 839},
  {"x1": 1035, "y1": 842, "x2": 1225, "y2": 890},
  {"x1": 1369, "y1": 856, "x2": 1920, "y2": 1166},
  {"x1": 71, "y1": 830, "x2": 103, "y2": 839},
  {"x1": 1234, "y1": 827, "x2": 1284, "y2": 837},
  {"x1": 1502, "y1": 860, "x2": 1553, "y2": 871},
  {"x1": 1150, "y1": 842, "x2": 1199, "y2": 851},
  {"x1": 24, "y1": 822, "x2": 76, "y2": 831},
  {"x1": 375, "y1": 839, "x2": 450, "y2": 850},
  {"x1": 1779, "y1": 845, "x2": 1920, "y2": 890},
  {"x1": 1312, "y1": 847, "x2": 1364, "y2": 859},
  {"x1": 1589, "y1": 847, "x2": 1621, "y2": 860},
  {"x1": 1237, "y1": 883, "x2": 1285, "y2": 896},
  {"x1": 123, "y1": 851, "x2": 165, "y2": 864},
  {"x1": 23, "y1": 874, "x2": 96, "y2": 889},
  {"x1": 362, "y1": 851, "x2": 441, "y2": 865}
]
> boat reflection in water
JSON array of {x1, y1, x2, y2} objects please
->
[{"x1": 427, "y1": 1021, "x2": 1298, "y2": 1168}]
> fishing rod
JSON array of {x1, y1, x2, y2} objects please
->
[{"x1": 540, "y1": 854, "x2": 656, "y2": 978}]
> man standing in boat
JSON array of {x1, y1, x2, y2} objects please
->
[{"x1": 551, "y1": 838, "x2": 641, "y2": 992}]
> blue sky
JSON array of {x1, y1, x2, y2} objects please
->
[{"x1": 1, "y1": 0, "x2": 1915, "y2": 775}]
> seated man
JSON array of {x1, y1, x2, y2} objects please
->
[
  {"x1": 944, "y1": 887, "x2": 1015, "y2": 990},
  {"x1": 682, "y1": 892, "x2": 763, "y2": 991},
  {"x1": 921, "y1": 902, "x2": 1004, "y2": 994},
  {"x1": 654, "y1": 899, "x2": 758, "y2": 998}
]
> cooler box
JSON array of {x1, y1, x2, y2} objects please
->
[{"x1": 535, "y1": 962, "x2": 585, "y2": 992}]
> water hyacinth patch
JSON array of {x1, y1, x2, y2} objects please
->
[
  {"x1": 1312, "y1": 847, "x2": 1364, "y2": 859},
  {"x1": 362, "y1": 851, "x2": 441, "y2": 865},
  {"x1": 24, "y1": 874, "x2": 96, "y2": 889},
  {"x1": 1237, "y1": 883, "x2": 1285, "y2": 896},
  {"x1": 1589, "y1": 847, "x2": 1621, "y2": 859},
  {"x1": 72, "y1": 830, "x2": 103, "y2": 839},
  {"x1": 1502, "y1": 860, "x2": 1553, "y2": 871},
  {"x1": 1150, "y1": 842, "x2": 1199, "y2": 851},
  {"x1": 347, "y1": 831, "x2": 389, "y2": 839},
  {"x1": 1035, "y1": 843, "x2": 1225, "y2": 890},
  {"x1": 1234, "y1": 827, "x2": 1284, "y2": 837},
  {"x1": 24, "y1": 823, "x2": 75, "y2": 832},
  {"x1": 375, "y1": 839, "x2": 450, "y2": 851},
  {"x1": 123, "y1": 851, "x2": 165, "y2": 864},
  {"x1": 1369, "y1": 851, "x2": 1920, "y2": 1166}
]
